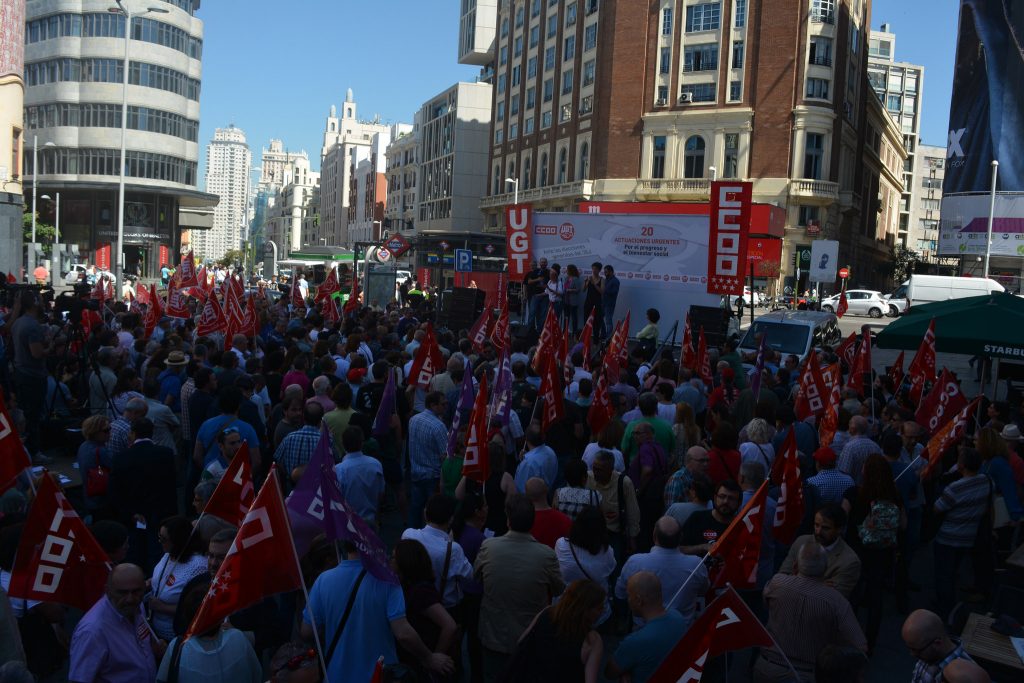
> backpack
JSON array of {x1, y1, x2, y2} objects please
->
[{"x1": 858, "y1": 500, "x2": 900, "y2": 548}]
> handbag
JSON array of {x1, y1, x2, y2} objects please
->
[{"x1": 85, "y1": 445, "x2": 110, "y2": 497}]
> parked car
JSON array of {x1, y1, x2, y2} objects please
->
[
  {"x1": 885, "y1": 274, "x2": 1005, "y2": 313},
  {"x1": 820, "y1": 289, "x2": 888, "y2": 318},
  {"x1": 738, "y1": 310, "x2": 842, "y2": 363},
  {"x1": 725, "y1": 286, "x2": 763, "y2": 308}
]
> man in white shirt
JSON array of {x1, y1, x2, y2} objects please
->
[
  {"x1": 401, "y1": 494, "x2": 473, "y2": 609},
  {"x1": 297, "y1": 272, "x2": 309, "y2": 300}
]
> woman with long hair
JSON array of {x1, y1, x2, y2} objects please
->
[
  {"x1": 554, "y1": 507, "x2": 615, "y2": 627},
  {"x1": 503, "y1": 579, "x2": 605, "y2": 682},
  {"x1": 706, "y1": 421, "x2": 741, "y2": 485},
  {"x1": 671, "y1": 403, "x2": 701, "y2": 469},
  {"x1": 392, "y1": 539, "x2": 458, "y2": 678},
  {"x1": 76, "y1": 415, "x2": 113, "y2": 520},
  {"x1": 146, "y1": 516, "x2": 207, "y2": 640},
  {"x1": 563, "y1": 264, "x2": 582, "y2": 334},
  {"x1": 457, "y1": 440, "x2": 515, "y2": 536},
  {"x1": 739, "y1": 418, "x2": 776, "y2": 472},
  {"x1": 843, "y1": 454, "x2": 904, "y2": 653},
  {"x1": 582, "y1": 420, "x2": 625, "y2": 472}
]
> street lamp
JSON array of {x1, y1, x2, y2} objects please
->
[
  {"x1": 109, "y1": 2, "x2": 169, "y2": 299},
  {"x1": 504, "y1": 177, "x2": 519, "y2": 205},
  {"x1": 984, "y1": 159, "x2": 998, "y2": 279},
  {"x1": 30, "y1": 138, "x2": 56, "y2": 244},
  {"x1": 41, "y1": 192, "x2": 60, "y2": 283}
]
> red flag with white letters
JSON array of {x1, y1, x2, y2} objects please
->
[
  {"x1": 143, "y1": 284, "x2": 163, "y2": 339},
  {"x1": 679, "y1": 312, "x2": 697, "y2": 372},
  {"x1": 578, "y1": 309, "x2": 595, "y2": 371},
  {"x1": 587, "y1": 373, "x2": 615, "y2": 438},
  {"x1": 539, "y1": 352, "x2": 565, "y2": 430},
  {"x1": 907, "y1": 319, "x2": 937, "y2": 402},
  {"x1": 178, "y1": 250, "x2": 199, "y2": 288},
  {"x1": 490, "y1": 299, "x2": 510, "y2": 352},
  {"x1": 648, "y1": 586, "x2": 773, "y2": 683},
  {"x1": 6, "y1": 475, "x2": 110, "y2": 611},
  {"x1": 772, "y1": 429, "x2": 803, "y2": 544},
  {"x1": 836, "y1": 289, "x2": 849, "y2": 318},
  {"x1": 889, "y1": 350, "x2": 905, "y2": 391},
  {"x1": 915, "y1": 368, "x2": 968, "y2": 436},
  {"x1": 314, "y1": 267, "x2": 340, "y2": 304},
  {"x1": 920, "y1": 397, "x2": 982, "y2": 479},
  {"x1": 837, "y1": 332, "x2": 858, "y2": 370},
  {"x1": 696, "y1": 326, "x2": 714, "y2": 387},
  {"x1": 461, "y1": 375, "x2": 491, "y2": 483},
  {"x1": 196, "y1": 292, "x2": 228, "y2": 337},
  {"x1": 847, "y1": 329, "x2": 872, "y2": 396},
  {"x1": 202, "y1": 443, "x2": 255, "y2": 528},
  {"x1": 818, "y1": 375, "x2": 843, "y2": 448},
  {"x1": 469, "y1": 307, "x2": 493, "y2": 353},
  {"x1": 794, "y1": 350, "x2": 827, "y2": 420},
  {"x1": 0, "y1": 393, "x2": 31, "y2": 493},
  {"x1": 708, "y1": 481, "x2": 768, "y2": 590},
  {"x1": 531, "y1": 305, "x2": 561, "y2": 374},
  {"x1": 408, "y1": 323, "x2": 444, "y2": 389},
  {"x1": 166, "y1": 278, "x2": 190, "y2": 319},
  {"x1": 186, "y1": 466, "x2": 302, "y2": 637}
]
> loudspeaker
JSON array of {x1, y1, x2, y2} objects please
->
[{"x1": 443, "y1": 287, "x2": 487, "y2": 332}]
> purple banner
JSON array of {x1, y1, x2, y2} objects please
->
[
  {"x1": 372, "y1": 370, "x2": 397, "y2": 437},
  {"x1": 446, "y1": 360, "x2": 475, "y2": 457}
]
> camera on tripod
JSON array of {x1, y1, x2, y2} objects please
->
[{"x1": 54, "y1": 285, "x2": 99, "y2": 325}]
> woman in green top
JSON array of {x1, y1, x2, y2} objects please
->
[{"x1": 636, "y1": 308, "x2": 660, "y2": 360}]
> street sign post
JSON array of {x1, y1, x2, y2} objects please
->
[{"x1": 455, "y1": 248, "x2": 473, "y2": 273}]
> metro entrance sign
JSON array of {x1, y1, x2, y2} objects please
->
[{"x1": 383, "y1": 234, "x2": 411, "y2": 257}]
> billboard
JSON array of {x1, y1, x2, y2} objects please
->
[
  {"x1": 505, "y1": 204, "x2": 532, "y2": 280},
  {"x1": 707, "y1": 181, "x2": 753, "y2": 295},
  {"x1": 939, "y1": 193, "x2": 1024, "y2": 256},
  {"x1": 531, "y1": 213, "x2": 719, "y2": 337}
]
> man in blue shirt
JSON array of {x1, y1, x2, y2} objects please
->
[
  {"x1": 602, "y1": 264, "x2": 620, "y2": 335},
  {"x1": 193, "y1": 387, "x2": 261, "y2": 473},
  {"x1": 302, "y1": 545, "x2": 453, "y2": 683},
  {"x1": 606, "y1": 571, "x2": 687, "y2": 683},
  {"x1": 157, "y1": 351, "x2": 188, "y2": 413},
  {"x1": 334, "y1": 426, "x2": 384, "y2": 524},
  {"x1": 515, "y1": 427, "x2": 558, "y2": 492},
  {"x1": 407, "y1": 391, "x2": 449, "y2": 528}
]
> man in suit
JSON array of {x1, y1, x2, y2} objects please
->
[
  {"x1": 474, "y1": 493, "x2": 565, "y2": 681},
  {"x1": 110, "y1": 418, "x2": 177, "y2": 570},
  {"x1": 777, "y1": 503, "x2": 861, "y2": 599}
]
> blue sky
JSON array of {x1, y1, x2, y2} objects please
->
[{"x1": 195, "y1": 0, "x2": 959, "y2": 183}]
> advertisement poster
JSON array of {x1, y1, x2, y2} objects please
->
[
  {"x1": 808, "y1": 240, "x2": 840, "y2": 283},
  {"x1": 707, "y1": 182, "x2": 753, "y2": 296},
  {"x1": 531, "y1": 213, "x2": 718, "y2": 336},
  {"x1": 939, "y1": 194, "x2": 1024, "y2": 257}
]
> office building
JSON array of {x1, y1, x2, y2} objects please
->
[
  {"x1": 196, "y1": 124, "x2": 250, "y2": 261},
  {"x1": 0, "y1": 0, "x2": 25, "y2": 277},
  {"x1": 22, "y1": 0, "x2": 216, "y2": 276},
  {"x1": 385, "y1": 119, "x2": 419, "y2": 235},
  {"x1": 264, "y1": 155, "x2": 317, "y2": 255},
  {"x1": 909, "y1": 143, "x2": 944, "y2": 260}
]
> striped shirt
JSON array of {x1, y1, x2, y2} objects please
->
[
  {"x1": 273, "y1": 425, "x2": 323, "y2": 475},
  {"x1": 808, "y1": 469, "x2": 856, "y2": 504},
  {"x1": 934, "y1": 474, "x2": 991, "y2": 548},
  {"x1": 408, "y1": 411, "x2": 448, "y2": 482},
  {"x1": 838, "y1": 436, "x2": 882, "y2": 484},
  {"x1": 179, "y1": 378, "x2": 196, "y2": 439}
]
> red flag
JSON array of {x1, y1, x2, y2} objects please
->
[
  {"x1": 847, "y1": 329, "x2": 872, "y2": 396},
  {"x1": 820, "y1": 362, "x2": 842, "y2": 391},
  {"x1": 836, "y1": 289, "x2": 849, "y2": 318},
  {"x1": 343, "y1": 267, "x2": 360, "y2": 315},
  {"x1": 889, "y1": 350, "x2": 905, "y2": 391},
  {"x1": 314, "y1": 266, "x2": 340, "y2": 303},
  {"x1": 709, "y1": 481, "x2": 769, "y2": 589},
  {"x1": 907, "y1": 319, "x2": 937, "y2": 402},
  {"x1": 557, "y1": 319, "x2": 570, "y2": 367},
  {"x1": 490, "y1": 300, "x2": 510, "y2": 352},
  {"x1": 603, "y1": 321, "x2": 623, "y2": 384},
  {"x1": 695, "y1": 326, "x2": 713, "y2": 387},
  {"x1": 794, "y1": 350, "x2": 827, "y2": 420},
  {"x1": 614, "y1": 310, "x2": 632, "y2": 368},
  {"x1": 202, "y1": 443, "x2": 255, "y2": 527},
  {"x1": 531, "y1": 305, "x2": 561, "y2": 374},
  {"x1": 370, "y1": 657, "x2": 384, "y2": 683},
  {"x1": 818, "y1": 376, "x2": 843, "y2": 448},
  {"x1": 539, "y1": 353, "x2": 565, "y2": 430},
  {"x1": 244, "y1": 295, "x2": 260, "y2": 338},
  {"x1": 143, "y1": 284, "x2": 163, "y2": 339},
  {"x1": 5, "y1": 273, "x2": 14, "y2": 284},
  {"x1": 165, "y1": 278, "x2": 190, "y2": 319},
  {"x1": 195, "y1": 266, "x2": 207, "y2": 291},
  {"x1": 178, "y1": 250, "x2": 199, "y2": 288},
  {"x1": 920, "y1": 397, "x2": 982, "y2": 479},
  {"x1": 6, "y1": 475, "x2": 110, "y2": 611},
  {"x1": 915, "y1": 368, "x2": 968, "y2": 435},
  {"x1": 587, "y1": 373, "x2": 615, "y2": 437},
  {"x1": 772, "y1": 429, "x2": 804, "y2": 544},
  {"x1": 837, "y1": 332, "x2": 858, "y2": 370},
  {"x1": 291, "y1": 277, "x2": 305, "y2": 309},
  {"x1": 578, "y1": 309, "x2": 595, "y2": 371},
  {"x1": 196, "y1": 292, "x2": 228, "y2": 337},
  {"x1": 461, "y1": 374, "x2": 491, "y2": 482},
  {"x1": 408, "y1": 323, "x2": 445, "y2": 389},
  {"x1": 186, "y1": 466, "x2": 302, "y2": 637},
  {"x1": 648, "y1": 586, "x2": 773, "y2": 683},
  {"x1": 468, "y1": 307, "x2": 494, "y2": 353},
  {"x1": 679, "y1": 312, "x2": 696, "y2": 372},
  {"x1": 0, "y1": 394, "x2": 31, "y2": 492},
  {"x1": 321, "y1": 295, "x2": 340, "y2": 324},
  {"x1": 134, "y1": 282, "x2": 150, "y2": 306},
  {"x1": 223, "y1": 278, "x2": 245, "y2": 325}
]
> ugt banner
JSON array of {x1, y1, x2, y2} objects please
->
[
  {"x1": 505, "y1": 204, "x2": 532, "y2": 281},
  {"x1": 707, "y1": 181, "x2": 752, "y2": 296}
]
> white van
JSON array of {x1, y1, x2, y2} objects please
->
[
  {"x1": 738, "y1": 310, "x2": 841, "y2": 362},
  {"x1": 886, "y1": 275, "x2": 1005, "y2": 312}
]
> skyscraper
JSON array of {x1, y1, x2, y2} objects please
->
[{"x1": 197, "y1": 125, "x2": 250, "y2": 262}]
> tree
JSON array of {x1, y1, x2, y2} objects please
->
[
  {"x1": 22, "y1": 211, "x2": 56, "y2": 256},
  {"x1": 889, "y1": 243, "x2": 919, "y2": 284},
  {"x1": 217, "y1": 249, "x2": 246, "y2": 267}
]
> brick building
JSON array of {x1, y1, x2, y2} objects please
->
[{"x1": 479, "y1": 0, "x2": 905, "y2": 292}]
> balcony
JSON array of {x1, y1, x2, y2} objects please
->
[
  {"x1": 479, "y1": 179, "x2": 594, "y2": 209},
  {"x1": 635, "y1": 178, "x2": 711, "y2": 201},
  {"x1": 788, "y1": 179, "x2": 839, "y2": 205}
]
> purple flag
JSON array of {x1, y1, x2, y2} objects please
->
[
  {"x1": 750, "y1": 332, "x2": 768, "y2": 399},
  {"x1": 286, "y1": 424, "x2": 397, "y2": 583},
  {"x1": 372, "y1": 369, "x2": 397, "y2": 437},
  {"x1": 488, "y1": 349, "x2": 513, "y2": 427},
  {"x1": 446, "y1": 360, "x2": 475, "y2": 457}
]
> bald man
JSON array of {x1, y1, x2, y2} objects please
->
[
  {"x1": 837, "y1": 415, "x2": 882, "y2": 485},
  {"x1": 606, "y1": 571, "x2": 687, "y2": 683},
  {"x1": 526, "y1": 477, "x2": 572, "y2": 548},
  {"x1": 902, "y1": 609, "x2": 976, "y2": 681},
  {"x1": 69, "y1": 564, "x2": 161, "y2": 682}
]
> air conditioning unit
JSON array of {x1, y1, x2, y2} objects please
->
[
  {"x1": 679, "y1": 92, "x2": 693, "y2": 103},
  {"x1": 655, "y1": 97, "x2": 667, "y2": 106}
]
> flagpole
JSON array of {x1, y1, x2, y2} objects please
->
[
  {"x1": 665, "y1": 550, "x2": 712, "y2": 610},
  {"x1": 893, "y1": 454, "x2": 923, "y2": 483}
]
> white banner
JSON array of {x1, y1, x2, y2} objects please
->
[
  {"x1": 940, "y1": 194, "x2": 1024, "y2": 257},
  {"x1": 531, "y1": 213, "x2": 719, "y2": 337},
  {"x1": 808, "y1": 240, "x2": 839, "y2": 283}
]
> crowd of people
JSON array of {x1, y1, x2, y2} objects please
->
[{"x1": 0, "y1": 264, "x2": 1019, "y2": 683}]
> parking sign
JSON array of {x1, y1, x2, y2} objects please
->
[{"x1": 455, "y1": 248, "x2": 473, "y2": 273}]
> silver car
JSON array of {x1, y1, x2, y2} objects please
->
[{"x1": 821, "y1": 289, "x2": 888, "y2": 318}]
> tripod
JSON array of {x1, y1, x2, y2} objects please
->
[{"x1": 46, "y1": 318, "x2": 117, "y2": 421}]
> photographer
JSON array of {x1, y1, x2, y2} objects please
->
[{"x1": 10, "y1": 292, "x2": 52, "y2": 460}]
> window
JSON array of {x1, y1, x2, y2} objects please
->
[
  {"x1": 530, "y1": 25, "x2": 539, "y2": 48},
  {"x1": 683, "y1": 44, "x2": 718, "y2": 72},
  {"x1": 584, "y1": 23, "x2": 598, "y2": 50},
  {"x1": 514, "y1": 36, "x2": 523, "y2": 57},
  {"x1": 497, "y1": 101, "x2": 506, "y2": 121},
  {"x1": 558, "y1": 148, "x2": 568, "y2": 183},
  {"x1": 657, "y1": 85, "x2": 669, "y2": 103},
  {"x1": 685, "y1": 3, "x2": 720, "y2": 32},
  {"x1": 562, "y1": 68, "x2": 574, "y2": 94},
  {"x1": 566, "y1": 2, "x2": 577, "y2": 26},
  {"x1": 732, "y1": 41, "x2": 744, "y2": 68},
  {"x1": 511, "y1": 94, "x2": 520, "y2": 115},
  {"x1": 735, "y1": 0, "x2": 746, "y2": 28},
  {"x1": 543, "y1": 78, "x2": 554, "y2": 102},
  {"x1": 684, "y1": 136, "x2": 705, "y2": 178},
  {"x1": 921, "y1": 198, "x2": 940, "y2": 211},
  {"x1": 662, "y1": 7, "x2": 673, "y2": 35},
  {"x1": 560, "y1": 104, "x2": 572, "y2": 122},
  {"x1": 545, "y1": 46, "x2": 556, "y2": 70},
  {"x1": 500, "y1": 45, "x2": 508, "y2": 66},
  {"x1": 515, "y1": 6, "x2": 524, "y2": 28},
  {"x1": 579, "y1": 142, "x2": 590, "y2": 179},
  {"x1": 527, "y1": 87, "x2": 536, "y2": 108},
  {"x1": 500, "y1": 17, "x2": 509, "y2": 38},
  {"x1": 11, "y1": 128, "x2": 20, "y2": 180},
  {"x1": 809, "y1": 36, "x2": 832, "y2": 66},
  {"x1": 532, "y1": 0, "x2": 542, "y2": 18},
  {"x1": 528, "y1": 56, "x2": 538, "y2": 78},
  {"x1": 542, "y1": 110, "x2": 552, "y2": 129},
  {"x1": 495, "y1": 127, "x2": 504, "y2": 144},
  {"x1": 921, "y1": 176, "x2": 942, "y2": 190},
  {"x1": 547, "y1": 14, "x2": 557, "y2": 38},
  {"x1": 493, "y1": 165, "x2": 501, "y2": 195},
  {"x1": 497, "y1": 73, "x2": 506, "y2": 94},
  {"x1": 580, "y1": 94, "x2": 593, "y2": 114},
  {"x1": 806, "y1": 77, "x2": 830, "y2": 100},
  {"x1": 729, "y1": 80, "x2": 742, "y2": 101},
  {"x1": 564, "y1": 35, "x2": 576, "y2": 61},
  {"x1": 798, "y1": 205, "x2": 820, "y2": 226},
  {"x1": 512, "y1": 65, "x2": 521, "y2": 86},
  {"x1": 724, "y1": 133, "x2": 739, "y2": 178},
  {"x1": 525, "y1": 117, "x2": 535, "y2": 134},
  {"x1": 887, "y1": 94, "x2": 901, "y2": 112},
  {"x1": 652, "y1": 136, "x2": 666, "y2": 179},
  {"x1": 804, "y1": 133, "x2": 824, "y2": 179},
  {"x1": 660, "y1": 47, "x2": 672, "y2": 74},
  {"x1": 811, "y1": 0, "x2": 835, "y2": 24},
  {"x1": 509, "y1": 123, "x2": 519, "y2": 139},
  {"x1": 523, "y1": 156, "x2": 532, "y2": 189},
  {"x1": 583, "y1": 60, "x2": 595, "y2": 85},
  {"x1": 540, "y1": 152, "x2": 549, "y2": 186},
  {"x1": 681, "y1": 83, "x2": 716, "y2": 102}
]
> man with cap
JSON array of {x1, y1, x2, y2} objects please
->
[
  {"x1": 157, "y1": 350, "x2": 189, "y2": 413},
  {"x1": 1000, "y1": 424, "x2": 1024, "y2": 482},
  {"x1": 807, "y1": 446, "x2": 854, "y2": 504}
]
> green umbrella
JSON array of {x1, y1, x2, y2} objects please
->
[{"x1": 876, "y1": 293, "x2": 1024, "y2": 359}]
